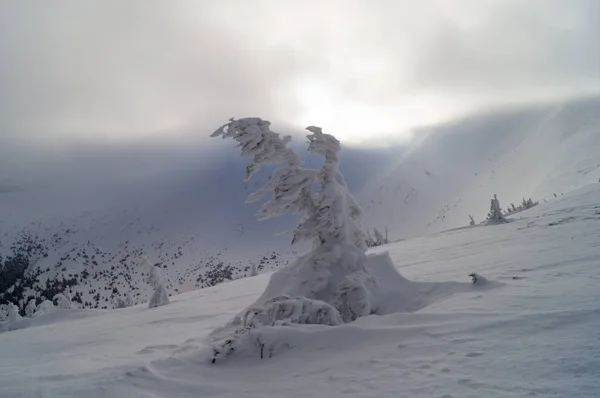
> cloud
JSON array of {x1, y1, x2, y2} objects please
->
[{"x1": 0, "y1": 0, "x2": 598, "y2": 148}]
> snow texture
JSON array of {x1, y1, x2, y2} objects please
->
[{"x1": 2, "y1": 183, "x2": 600, "y2": 397}]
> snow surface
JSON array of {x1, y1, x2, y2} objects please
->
[{"x1": 2, "y1": 183, "x2": 599, "y2": 397}]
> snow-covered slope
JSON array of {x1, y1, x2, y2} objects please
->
[
  {"x1": 0, "y1": 140, "x2": 397, "y2": 310},
  {"x1": 1, "y1": 96, "x2": 598, "y2": 313},
  {"x1": 2, "y1": 182, "x2": 599, "y2": 397},
  {"x1": 360, "y1": 96, "x2": 600, "y2": 239}
]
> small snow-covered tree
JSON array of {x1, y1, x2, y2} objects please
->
[
  {"x1": 486, "y1": 194, "x2": 506, "y2": 224},
  {"x1": 53, "y1": 291, "x2": 72, "y2": 309},
  {"x1": 249, "y1": 261, "x2": 258, "y2": 277},
  {"x1": 25, "y1": 299, "x2": 37, "y2": 317},
  {"x1": 34, "y1": 300, "x2": 56, "y2": 317},
  {"x1": 210, "y1": 118, "x2": 377, "y2": 361},
  {"x1": 373, "y1": 227, "x2": 386, "y2": 246},
  {"x1": 365, "y1": 227, "x2": 389, "y2": 247},
  {"x1": 7, "y1": 303, "x2": 22, "y2": 322},
  {"x1": 522, "y1": 197, "x2": 538, "y2": 210},
  {"x1": 469, "y1": 215, "x2": 475, "y2": 226},
  {"x1": 139, "y1": 256, "x2": 170, "y2": 309},
  {"x1": 0, "y1": 304, "x2": 9, "y2": 322},
  {"x1": 113, "y1": 293, "x2": 134, "y2": 309}
]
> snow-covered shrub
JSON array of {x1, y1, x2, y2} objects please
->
[
  {"x1": 25, "y1": 299, "x2": 37, "y2": 317},
  {"x1": 53, "y1": 291, "x2": 72, "y2": 309},
  {"x1": 7, "y1": 303, "x2": 22, "y2": 322},
  {"x1": 139, "y1": 256, "x2": 169, "y2": 309},
  {"x1": 486, "y1": 194, "x2": 507, "y2": 225},
  {"x1": 366, "y1": 227, "x2": 389, "y2": 247},
  {"x1": 210, "y1": 118, "x2": 380, "y2": 361},
  {"x1": 113, "y1": 293, "x2": 134, "y2": 309},
  {"x1": 34, "y1": 300, "x2": 56, "y2": 317},
  {"x1": 469, "y1": 215, "x2": 476, "y2": 226},
  {"x1": 521, "y1": 197, "x2": 538, "y2": 210}
]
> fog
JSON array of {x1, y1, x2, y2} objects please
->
[{"x1": 1, "y1": 0, "x2": 597, "y2": 150}]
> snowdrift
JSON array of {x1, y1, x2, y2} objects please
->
[{"x1": 209, "y1": 251, "x2": 499, "y2": 361}]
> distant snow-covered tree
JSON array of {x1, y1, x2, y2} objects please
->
[
  {"x1": 373, "y1": 227, "x2": 386, "y2": 246},
  {"x1": 139, "y1": 256, "x2": 170, "y2": 309},
  {"x1": 365, "y1": 227, "x2": 389, "y2": 247},
  {"x1": 25, "y1": 299, "x2": 37, "y2": 317},
  {"x1": 366, "y1": 227, "x2": 389, "y2": 247},
  {"x1": 34, "y1": 300, "x2": 56, "y2": 317},
  {"x1": 113, "y1": 293, "x2": 134, "y2": 309},
  {"x1": 486, "y1": 194, "x2": 507, "y2": 224},
  {"x1": 522, "y1": 197, "x2": 538, "y2": 210},
  {"x1": 53, "y1": 291, "x2": 72, "y2": 309},
  {"x1": 210, "y1": 118, "x2": 379, "y2": 361},
  {"x1": 7, "y1": 303, "x2": 22, "y2": 322}
]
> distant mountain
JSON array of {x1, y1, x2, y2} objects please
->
[
  {"x1": 0, "y1": 135, "x2": 399, "y2": 311},
  {"x1": 359, "y1": 96, "x2": 600, "y2": 240}
]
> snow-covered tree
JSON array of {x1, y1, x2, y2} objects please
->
[
  {"x1": 53, "y1": 291, "x2": 72, "y2": 309},
  {"x1": 34, "y1": 300, "x2": 56, "y2": 317},
  {"x1": 210, "y1": 118, "x2": 377, "y2": 361},
  {"x1": 25, "y1": 299, "x2": 37, "y2": 317},
  {"x1": 486, "y1": 194, "x2": 507, "y2": 224},
  {"x1": 113, "y1": 293, "x2": 134, "y2": 309},
  {"x1": 373, "y1": 227, "x2": 387, "y2": 246},
  {"x1": 469, "y1": 215, "x2": 475, "y2": 226},
  {"x1": 7, "y1": 303, "x2": 22, "y2": 322},
  {"x1": 249, "y1": 261, "x2": 259, "y2": 277},
  {"x1": 522, "y1": 197, "x2": 538, "y2": 210},
  {"x1": 139, "y1": 256, "x2": 169, "y2": 309}
]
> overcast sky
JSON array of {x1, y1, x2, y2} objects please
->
[{"x1": 0, "y1": 0, "x2": 598, "y2": 149}]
